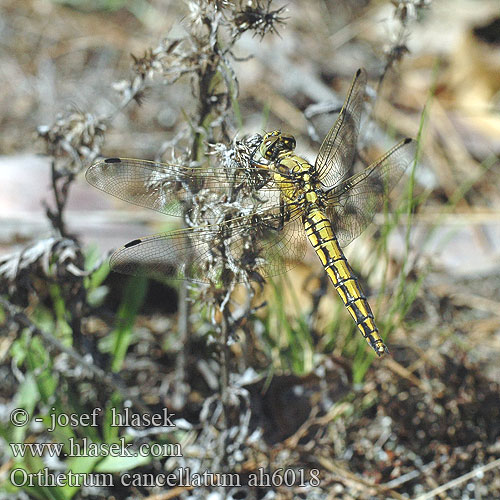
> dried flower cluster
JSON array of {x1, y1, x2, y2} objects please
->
[
  {"x1": 112, "y1": 0, "x2": 287, "y2": 146},
  {"x1": 392, "y1": 0, "x2": 432, "y2": 25},
  {"x1": 230, "y1": 0, "x2": 287, "y2": 39},
  {"x1": 0, "y1": 237, "x2": 85, "y2": 308},
  {"x1": 37, "y1": 110, "x2": 106, "y2": 176},
  {"x1": 384, "y1": 0, "x2": 432, "y2": 71}
]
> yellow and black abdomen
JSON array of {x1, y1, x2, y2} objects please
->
[{"x1": 303, "y1": 207, "x2": 387, "y2": 356}]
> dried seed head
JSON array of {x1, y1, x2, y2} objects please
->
[
  {"x1": 0, "y1": 238, "x2": 85, "y2": 306},
  {"x1": 38, "y1": 109, "x2": 106, "y2": 173},
  {"x1": 232, "y1": 0, "x2": 288, "y2": 39}
]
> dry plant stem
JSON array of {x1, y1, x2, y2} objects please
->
[
  {"x1": 67, "y1": 270, "x2": 85, "y2": 350},
  {"x1": 376, "y1": 1, "x2": 431, "y2": 105},
  {"x1": 191, "y1": 23, "x2": 235, "y2": 466},
  {"x1": 174, "y1": 24, "x2": 223, "y2": 408},
  {"x1": 47, "y1": 161, "x2": 89, "y2": 348},
  {"x1": 308, "y1": 270, "x2": 329, "y2": 330},
  {"x1": 174, "y1": 280, "x2": 190, "y2": 407},
  {"x1": 47, "y1": 160, "x2": 73, "y2": 238},
  {"x1": 377, "y1": 21, "x2": 408, "y2": 93},
  {"x1": 218, "y1": 308, "x2": 231, "y2": 464}
]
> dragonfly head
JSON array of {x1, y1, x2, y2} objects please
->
[{"x1": 260, "y1": 130, "x2": 296, "y2": 161}]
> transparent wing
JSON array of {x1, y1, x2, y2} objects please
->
[
  {"x1": 109, "y1": 213, "x2": 307, "y2": 283},
  {"x1": 326, "y1": 138, "x2": 416, "y2": 247},
  {"x1": 86, "y1": 157, "x2": 283, "y2": 217},
  {"x1": 314, "y1": 68, "x2": 367, "y2": 188}
]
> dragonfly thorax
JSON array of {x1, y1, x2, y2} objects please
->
[{"x1": 271, "y1": 154, "x2": 325, "y2": 209}]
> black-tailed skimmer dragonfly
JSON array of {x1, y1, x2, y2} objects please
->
[{"x1": 87, "y1": 68, "x2": 416, "y2": 356}]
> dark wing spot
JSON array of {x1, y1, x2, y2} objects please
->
[
  {"x1": 124, "y1": 239, "x2": 142, "y2": 248},
  {"x1": 403, "y1": 137, "x2": 413, "y2": 145},
  {"x1": 105, "y1": 158, "x2": 122, "y2": 164}
]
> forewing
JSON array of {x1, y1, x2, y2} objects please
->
[
  {"x1": 109, "y1": 210, "x2": 307, "y2": 283},
  {"x1": 315, "y1": 68, "x2": 367, "y2": 188},
  {"x1": 86, "y1": 157, "x2": 282, "y2": 216},
  {"x1": 326, "y1": 138, "x2": 416, "y2": 247}
]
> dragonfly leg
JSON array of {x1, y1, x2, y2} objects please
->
[{"x1": 258, "y1": 198, "x2": 289, "y2": 232}]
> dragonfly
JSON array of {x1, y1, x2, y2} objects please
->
[{"x1": 87, "y1": 68, "x2": 416, "y2": 356}]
